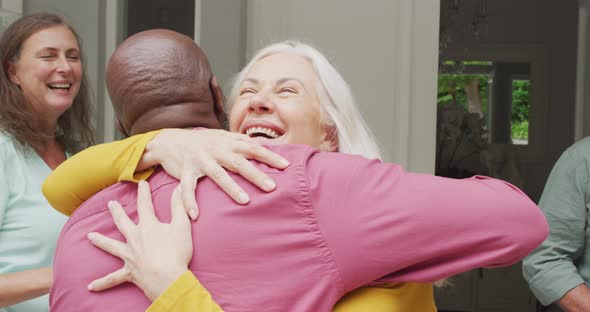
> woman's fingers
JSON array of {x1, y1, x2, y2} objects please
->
[
  {"x1": 146, "y1": 129, "x2": 291, "y2": 209},
  {"x1": 136, "y1": 180, "x2": 156, "y2": 223},
  {"x1": 87, "y1": 267, "x2": 130, "y2": 292},
  {"x1": 204, "y1": 163, "x2": 250, "y2": 205},
  {"x1": 87, "y1": 232, "x2": 127, "y2": 259},
  {"x1": 180, "y1": 170, "x2": 199, "y2": 220},
  {"x1": 87, "y1": 181, "x2": 192, "y2": 300},
  {"x1": 239, "y1": 143, "x2": 290, "y2": 170},
  {"x1": 224, "y1": 155, "x2": 276, "y2": 192},
  {"x1": 170, "y1": 186, "x2": 190, "y2": 227},
  {"x1": 107, "y1": 200, "x2": 135, "y2": 237}
]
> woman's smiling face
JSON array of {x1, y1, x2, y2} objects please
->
[
  {"x1": 229, "y1": 53, "x2": 329, "y2": 149},
  {"x1": 8, "y1": 25, "x2": 82, "y2": 125}
]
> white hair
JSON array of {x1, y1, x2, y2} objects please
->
[{"x1": 227, "y1": 41, "x2": 382, "y2": 160}]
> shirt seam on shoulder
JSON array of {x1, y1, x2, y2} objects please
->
[{"x1": 295, "y1": 146, "x2": 346, "y2": 296}]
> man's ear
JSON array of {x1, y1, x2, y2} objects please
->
[
  {"x1": 115, "y1": 118, "x2": 130, "y2": 138},
  {"x1": 6, "y1": 63, "x2": 20, "y2": 85},
  {"x1": 210, "y1": 75, "x2": 228, "y2": 128}
]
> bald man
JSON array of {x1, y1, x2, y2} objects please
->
[
  {"x1": 107, "y1": 29, "x2": 226, "y2": 136},
  {"x1": 46, "y1": 30, "x2": 547, "y2": 312}
]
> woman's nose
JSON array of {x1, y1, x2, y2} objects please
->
[
  {"x1": 248, "y1": 93, "x2": 274, "y2": 114},
  {"x1": 55, "y1": 56, "x2": 72, "y2": 73}
]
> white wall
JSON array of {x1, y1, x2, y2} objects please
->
[
  {"x1": 199, "y1": 0, "x2": 246, "y2": 95},
  {"x1": 0, "y1": 0, "x2": 21, "y2": 33},
  {"x1": 0, "y1": 0, "x2": 21, "y2": 13},
  {"x1": 21, "y1": 0, "x2": 442, "y2": 172},
  {"x1": 202, "y1": 0, "x2": 441, "y2": 172}
]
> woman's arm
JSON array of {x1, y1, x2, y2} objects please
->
[
  {"x1": 0, "y1": 267, "x2": 52, "y2": 308},
  {"x1": 42, "y1": 130, "x2": 161, "y2": 216},
  {"x1": 138, "y1": 129, "x2": 289, "y2": 218},
  {"x1": 0, "y1": 148, "x2": 52, "y2": 308},
  {"x1": 146, "y1": 272, "x2": 224, "y2": 312},
  {"x1": 43, "y1": 129, "x2": 288, "y2": 218}
]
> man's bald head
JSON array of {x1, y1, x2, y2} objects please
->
[{"x1": 106, "y1": 29, "x2": 226, "y2": 136}]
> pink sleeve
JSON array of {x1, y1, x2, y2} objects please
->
[{"x1": 305, "y1": 151, "x2": 548, "y2": 292}]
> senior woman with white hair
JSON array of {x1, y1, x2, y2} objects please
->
[{"x1": 44, "y1": 40, "x2": 546, "y2": 312}]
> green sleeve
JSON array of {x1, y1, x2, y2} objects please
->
[{"x1": 523, "y1": 147, "x2": 589, "y2": 305}]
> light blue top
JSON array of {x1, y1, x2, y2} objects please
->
[{"x1": 0, "y1": 133, "x2": 67, "y2": 312}]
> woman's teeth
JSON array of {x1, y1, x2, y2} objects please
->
[
  {"x1": 246, "y1": 127, "x2": 280, "y2": 139},
  {"x1": 48, "y1": 83, "x2": 71, "y2": 90}
]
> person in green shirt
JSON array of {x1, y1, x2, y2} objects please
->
[{"x1": 523, "y1": 138, "x2": 590, "y2": 311}]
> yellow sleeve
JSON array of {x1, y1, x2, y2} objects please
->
[
  {"x1": 42, "y1": 130, "x2": 162, "y2": 216},
  {"x1": 333, "y1": 283, "x2": 436, "y2": 312},
  {"x1": 147, "y1": 271, "x2": 223, "y2": 312}
]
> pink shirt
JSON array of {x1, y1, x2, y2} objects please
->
[{"x1": 50, "y1": 144, "x2": 548, "y2": 312}]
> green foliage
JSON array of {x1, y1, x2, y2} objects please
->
[
  {"x1": 462, "y1": 61, "x2": 492, "y2": 65},
  {"x1": 511, "y1": 120, "x2": 529, "y2": 140},
  {"x1": 437, "y1": 74, "x2": 489, "y2": 113},
  {"x1": 437, "y1": 73, "x2": 531, "y2": 141},
  {"x1": 511, "y1": 80, "x2": 530, "y2": 123}
]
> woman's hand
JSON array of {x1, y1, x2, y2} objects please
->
[
  {"x1": 139, "y1": 129, "x2": 290, "y2": 220},
  {"x1": 87, "y1": 181, "x2": 192, "y2": 302}
]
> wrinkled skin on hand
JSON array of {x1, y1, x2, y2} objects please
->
[{"x1": 106, "y1": 29, "x2": 227, "y2": 136}]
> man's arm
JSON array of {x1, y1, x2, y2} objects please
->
[
  {"x1": 523, "y1": 147, "x2": 590, "y2": 306},
  {"x1": 558, "y1": 284, "x2": 590, "y2": 312},
  {"x1": 305, "y1": 150, "x2": 548, "y2": 292}
]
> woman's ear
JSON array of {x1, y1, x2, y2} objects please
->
[
  {"x1": 210, "y1": 75, "x2": 228, "y2": 128},
  {"x1": 6, "y1": 63, "x2": 20, "y2": 85},
  {"x1": 319, "y1": 125, "x2": 339, "y2": 152}
]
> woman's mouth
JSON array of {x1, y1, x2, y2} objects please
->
[
  {"x1": 47, "y1": 82, "x2": 72, "y2": 91},
  {"x1": 245, "y1": 126, "x2": 281, "y2": 139}
]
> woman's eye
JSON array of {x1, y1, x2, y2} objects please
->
[
  {"x1": 240, "y1": 89, "x2": 255, "y2": 95},
  {"x1": 67, "y1": 55, "x2": 80, "y2": 60},
  {"x1": 279, "y1": 88, "x2": 296, "y2": 94}
]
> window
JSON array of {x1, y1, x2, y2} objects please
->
[{"x1": 436, "y1": 60, "x2": 531, "y2": 177}]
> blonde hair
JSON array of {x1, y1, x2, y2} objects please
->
[
  {"x1": 227, "y1": 41, "x2": 381, "y2": 160},
  {"x1": 228, "y1": 41, "x2": 450, "y2": 288}
]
